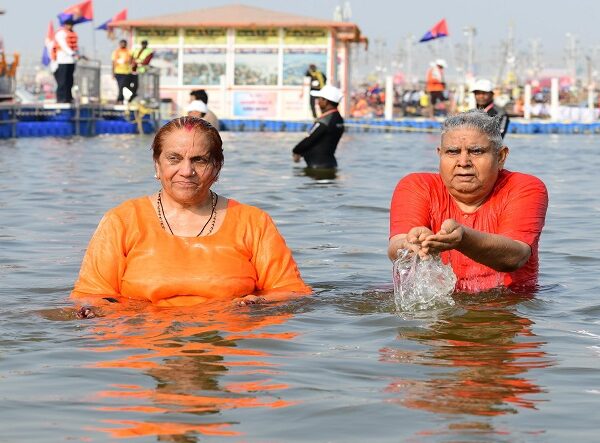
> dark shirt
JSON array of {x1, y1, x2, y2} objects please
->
[
  {"x1": 293, "y1": 110, "x2": 344, "y2": 169},
  {"x1": 480, "y1": 103, "x2": 510, "y2": 139}
]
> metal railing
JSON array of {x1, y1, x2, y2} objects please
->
[
  {"x1": 135, "y1": 67, "x2": 160, "y2": 107},
  {"x1": 74, "y1": 59, "x2": 101, "y2": 103},
  {"x1": 0, "y1": 76, "x2": 16, "y2": 101},
  {"x1": 1, "y1": 61, "x2": 161, "y2": 138}
]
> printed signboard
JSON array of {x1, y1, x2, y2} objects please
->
[
  {"x1": 233, "y1": 91, "x2": 277, "y2": 118},
  {"x1": 134, "y1": 28, "x2": 179, "y2": 45},
  {"x1": 235, "y1": 29, "x2": 279, "y2": 45},
  {"x1": 284, "y1": 28, "x2": 328, "y2": 45},
  {"x1": 184, "y1": 28, "x2": 227, "y2": 45}
]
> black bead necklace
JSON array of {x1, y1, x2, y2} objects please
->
[{"x1": 157, "y1": 190, "x2": 218, "y2": 237}]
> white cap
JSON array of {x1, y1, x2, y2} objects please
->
[
  {"x1": 310, "y1": 84, "x2": 344, "y2": 104},
  {"x1": 471, "y1": 79, "x2": 494, "y2": 93},
  {"x1": 186, "y1": 100, "x2": 208, "y2": 114},
  {"x1": 435, "y1": 58, "x2": 447, "y2": 68}
]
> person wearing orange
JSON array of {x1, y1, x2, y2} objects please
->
[
  {"x1": 53, "y1": 18, "x2": 79, "y2": 103},
  {"x1": 112, "y1": 39, "x2": 133, "y2": 103},
  {"x1": 425, "y1": 59, "x2": 447, "y2": 117},
  {"x1": 72, "y1": 117, "x2": 311, "y2": 318},
  {"x1": 388, "y1": 110, "x2": 548, "y2": 292}
]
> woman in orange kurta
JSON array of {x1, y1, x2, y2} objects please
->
[{"x1": 72, "y1": 117, "x2": 310, "y2": 317}]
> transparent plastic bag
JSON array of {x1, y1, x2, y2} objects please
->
[{"x1": 393, "y1": 249, "x2": 457, "y2": 311}]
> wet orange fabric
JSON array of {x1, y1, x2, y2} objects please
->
[
  {"x1": 71, "y1": 197, "x2": 310, "y2": 306},
  {"x1": 390, "y1": 170, "x2": 548, "y2": 291}
]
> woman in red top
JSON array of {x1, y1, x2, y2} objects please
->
[{"x1": 388, "y1": 111, "x2": 548, "y2": 292}]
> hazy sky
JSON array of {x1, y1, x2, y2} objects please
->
[{"x1": 2, "y1": 0, "x2": 599, "y2": 79}]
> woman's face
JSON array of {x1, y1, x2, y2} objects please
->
[
  {"x1": 155, "y1": 128, "x2": 219, "y2": 205},
  {"x1": 437, "y1": 127, "x2": 508, "y2": 208}
]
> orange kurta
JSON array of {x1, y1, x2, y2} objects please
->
[{"x1": 71, "y1": 197, "x2": 311, "y2": 306}]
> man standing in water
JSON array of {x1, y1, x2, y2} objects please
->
[
  {"x1": 471, "y1": 79, "x2": 510, "y2": 138},
  {"x1": 292, "y1": 85, "x2": 344, "y2": 171},
  {"x1": 388, "y1": 111, "x2": 548, "y2": 292},
  {"x1": 190, "y1": 89, "x2": 219, "y2": 130}
]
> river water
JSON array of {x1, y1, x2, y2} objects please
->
[{"x1": 1, "y1": 131, "x2": 599, "y2": 442}]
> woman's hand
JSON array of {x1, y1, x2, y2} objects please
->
[
  {"x1": 405, "y1": 226, "x2": 435, "y2": 258},
  {"x1": 233, "y1": 295, "x2": 267, "y2": 307},
  {"x1": 421, "y1": 219, "x2": 464, "y2": 254},
  {"x1": 75, "y1": 306, "x2": 96, "y2": 319},
  {"x1": 388, "y1": 227, "x2": 434, "y2": 261}
]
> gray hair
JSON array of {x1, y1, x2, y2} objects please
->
[{"x1": 441, "y1": 110, "x2": 503, "y2": 151}]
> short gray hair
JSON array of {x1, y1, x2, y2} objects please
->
[{"x1": 441, "y1": 110, "x2": 503, "y2": 151}]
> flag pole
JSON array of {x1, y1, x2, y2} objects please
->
[{"x1": 91, "y1": 19, "x2": 97, "y2": 60}]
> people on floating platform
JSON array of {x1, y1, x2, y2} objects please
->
[
  {"x1": 53, "y1": 18, "x2": 79, "y2": 104},
  {"x1": 425, "y1": 59, "x2": 448, "y2": 117},
  {"x1": 306, "y1": 64, "x2": 327, "y2": 119},
  {"x1": 292, "y1": 85, "x2": 345, "y2": 171},
  {"x1": 71, "y1": 117, "x2": 311, "y2": 318},
  {"x1": 471, "y1": 79, "x2": 510, "y2": 139},
  {"x1": 388, "y1": 110, "x2": 548, "y2": 292},
  {"x1": 112, "y1": 39, "x2": 133, "y2": 104},
  {"x1": 189, "y1": 89, "x2": 219, "y2": 130},
  {"x1": 186, "y1": 100, "x2": 208, "y2": 119},
  {"x1": 130, "y1": 40, "x2": 153, "y2": 101}
]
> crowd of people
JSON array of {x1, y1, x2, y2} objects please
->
[{"x1": 349, "y1": 83, "x2": 386, "y2": 118}]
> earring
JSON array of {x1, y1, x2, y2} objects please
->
[{"x1": 154, "y1": 173, "x2": 159, "y2": 179}]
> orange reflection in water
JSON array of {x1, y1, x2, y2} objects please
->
[
  {"x1": 80, "y1": 301, "x2": 298, "y2": 440},
  {"x1": 381, "y1": 293, "x2": 555, "y2": 435}
]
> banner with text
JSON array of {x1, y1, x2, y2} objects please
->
[{"x1": 233, "y1": 91, "x2": 277, "y2": 118}]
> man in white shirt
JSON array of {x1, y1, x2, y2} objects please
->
[
  {"x1": 53, "y1": 18, "x2": 79, "y2": 103},
  {"x1": 189, "y1": 89, "x2": 219, "y2": 130}
]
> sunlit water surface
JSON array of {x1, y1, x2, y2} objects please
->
[{"x1": 1, "y1": 131, "x2": 599, "y2": 442}]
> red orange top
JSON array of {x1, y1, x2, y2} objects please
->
[
  {"x1": 71, "y1": 197, "x2": 311, "y2": 306},
  {"x1": 390, "y1": 170, "x2": 548, "y2": 291}
]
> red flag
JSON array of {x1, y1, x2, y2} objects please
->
[
  {"x1": 58, "y1": 0, "x2": 94, "y2": 25},
  {"x1": 419, "y1": 19, "x2": 449, "y2": 43},
  {"x1": 42, "y1": 21, "x2": 55, "y2": 66},
  {"x1": 96, "y1": 9, "x2": 127, "y2": 30}
]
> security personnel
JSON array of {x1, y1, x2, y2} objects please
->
[
  {"x1": 306, "y1": 64, "x2": 327, "y2": 118},
  {"x1": 426, "y1": 59, "x2": 446, "y2": 103},
  {"x1": 130, "y1": 40, "x2": 153, "y2": 100},
  {"x1": 472, "y1": 78, "x2": 510, "y2": 138},
  {"x1": 53, "y1": 18, "x2": 79, "y2": 103},
  {"x1": 293, "y1": 85, "x2": 344, "y2": 171},
  {"x1": 112, "y1": 39, "x2": 133, "y2": 103}
]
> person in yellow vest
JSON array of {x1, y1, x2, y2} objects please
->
[
  {"x1": 130, "y1": 40, "x2": 153, "y2": 101},
  {"x1": 306, "y1": 64, "x2": 327, "y2": 118},
  {"x1": 112, "y1": 39, "x2": 133, "y2": 104},
  {"x1": 53, "y1": 18, "x2": 79, "y2": 103}
]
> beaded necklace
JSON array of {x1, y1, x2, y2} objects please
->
[{"x1": 157, "y1": 189, "x2": 218, "y2": 237}]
